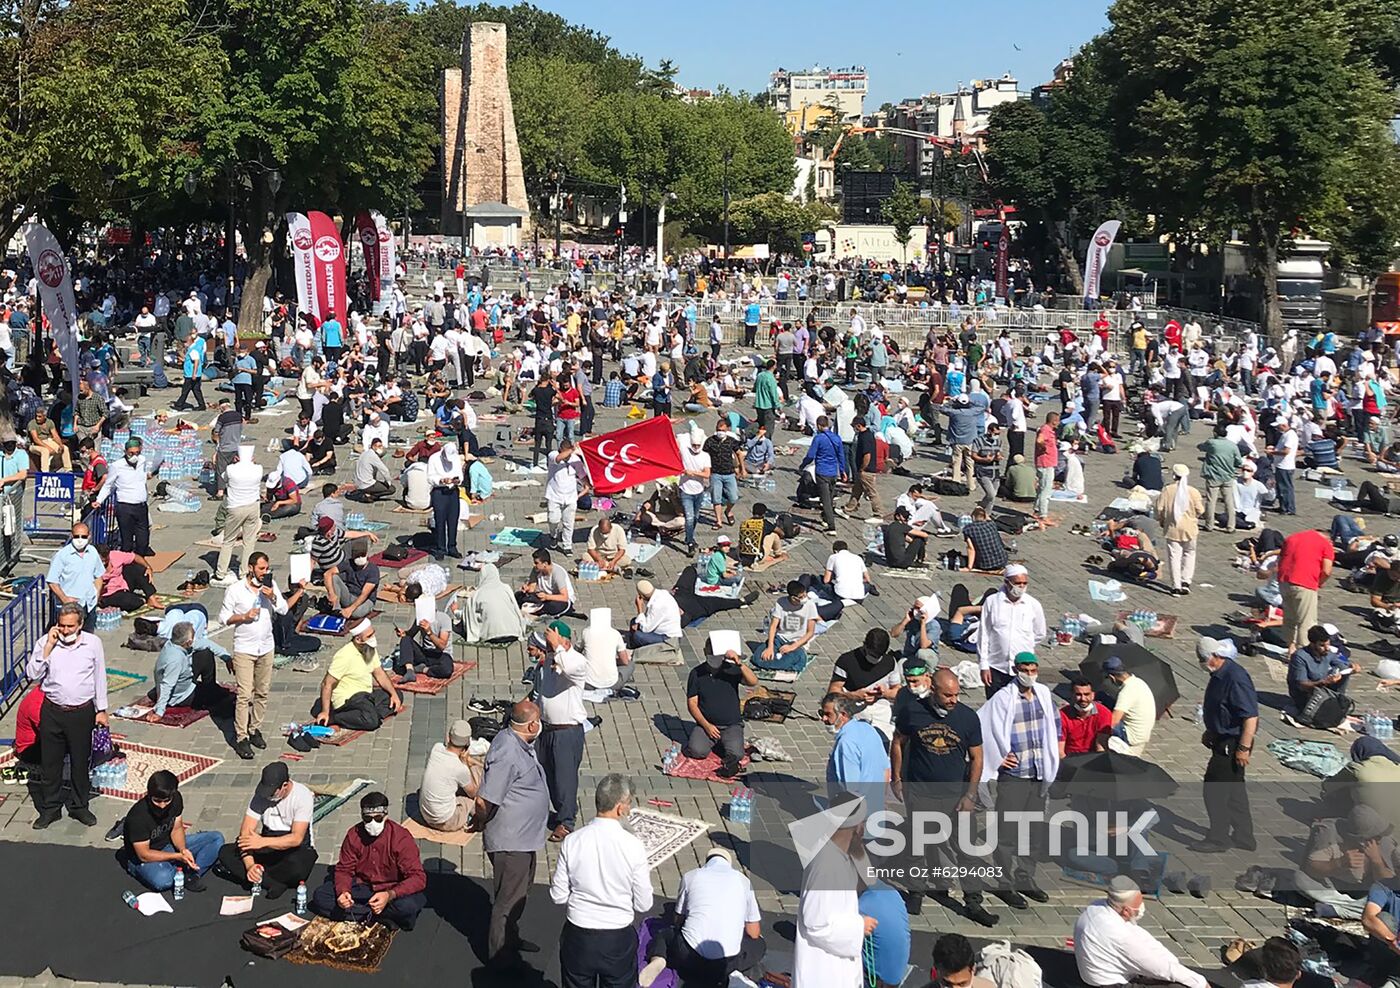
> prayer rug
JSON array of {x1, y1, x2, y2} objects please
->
[
  {"x1": 662, "y1": 749, "x2": 751, "y2": 783},
  {"x1": 630, "y1": 643, "x2": 684, "y2": 665},
  {"x1": 310, "y1": 778, "x2": 375, "y2": 823},
  {"x1": 403, "y1": 816, "x2": 476, "y2": 847},
  {"x1": 390, "y1": 505, "x2": 430, "y2": 513},
  {"x1": 490, "y1": 527, "x2": 544, "y2": 547},
  {"x1": 378, "y1": 583, "x2": 459, "y2": 605},
  {"x1": 877, "y1": 567, "x2": 935, "y2": 581},
  {"x1": 286, "y1": 916, "x2": 396, "y2": 974},
  {"x1": 392, "y1": 660, "x2": 477, "y2": 696},
  {"x1": 106, "y1": 668, "x2": 149, "y2": 693},
  {"x1": 1113, "y1": 611, "x2": 1179, "y2": 639},
  {"x1": 628, "y1": 808, "x2": 710, "y2": 869},
  {"x1": 110, "y1": 687, "x2": 234, "y2": 727},
  {"x1": 144, "y1": 550, "x2": 186, "y2": 574},
  {"x1": 368, "y1": 547, "x2": 428, "y2": 569},
  {"x1": 0, "y1": 742, "x2": 221, "y2": 802},
  {"x1": 317, "y1": 726, "x2": 367, "y2": 747}
]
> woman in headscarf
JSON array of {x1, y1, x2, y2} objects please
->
[
  {"x1": 461, "y1": 563, "x2": 527, "y2": 643},
  {"x1": 1154, "y1": 462, "x2": 1204, "y2": 596}
]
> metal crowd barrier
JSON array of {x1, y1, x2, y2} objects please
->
[{"x1": 0, "y1": 575, "x2": 48, "y2": 715}]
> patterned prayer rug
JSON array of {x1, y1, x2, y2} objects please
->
[
  {"x1": 286, "y1": 916, "x2": 396, "y2": 973},
  {"x1": 661, "y1": 748, "x2": 752, "y2": 783},
  {"x1": 310, "y1": 778, "x2": 375, "y2": 823},
  {"x1": 110, "y1": 686, "x2": 235, "y2": 727},
  {"x1": 106, "y1": 668, "x2": 149, "y2": 693},
  {"x1": 391, "y1": 660, "x2": 477, "y2": 696},
  {"x1": 627, "y1": 808, "x2": 710, "y2": 869},
  {"x1": 1113, "y1": 611, "x2": 1180, "y2": 639},
  {"x1": 0, "y1": 742, "x2": 222, "y2": 802}
]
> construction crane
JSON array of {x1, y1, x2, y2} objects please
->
[{"x1": 825, "y1": 125, "x2": 992, "y2": 186}]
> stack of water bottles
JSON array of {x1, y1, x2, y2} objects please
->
[
  {"x1": 863, "y1": 519, "x2": 884, "y2": 556},
  {"x1": 346, "y1": 511, "x2": 368, "y2": 530},
  {"x1": 578, "y1": 560, "x2": 602, "y2": 582},
  {"x1": 1127, "y1": 609, "x2": 1159, "y2": 633},
  {"x1": 94, "y1": 606, "x2": 123, "y2": 632},
  {"x1": 91, "y1": 756, "x2": 129, "y2": 792},
  {"x1": 728, "y1": 787, "x2": 753, "y2": 824},
  {"x1": 1366, "y1": 711, "x2": 1396, "y2": 740},
  {"x1": 162, "y1": 483, "x2": 202, "y2": 512},
  {"x1": 1060, "y1": 613, "x2": 1084, "y2": 644},
  {"x1": 661, "y1": 743, "x2": 682, "y2": 774}
]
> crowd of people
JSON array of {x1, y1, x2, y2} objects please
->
[{"x1": 6, "y1": 248, "x2": 1400, "y2": 988}]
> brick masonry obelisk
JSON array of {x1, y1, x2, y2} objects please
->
[{"x1": 441, "y1": 22, "x2": 531, "y2": 236}]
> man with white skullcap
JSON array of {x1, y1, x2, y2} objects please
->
[
  {"x1": 1155, "y1": 462, "x2": 1204, "y2": 595},
  {"x1": 976, "y1": 564, "x2": 1046, "y2": 698},
  {"x1": 312, "y1": 618, "x2": 403, "y2": 731},
  {"x1": 1074, "y1": 876, "x2": 1209, "y2": 988}
]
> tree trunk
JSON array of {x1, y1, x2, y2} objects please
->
[
  {"x1": 1366, "y1": 273, "x2": 1376, "y2": 329},
  {"x1": 1255, "y1": 236, "x2": 1284, "y2": 349},
  {"x1": 1046, "y1": 210, "x2": 1084, "y2": 296}
]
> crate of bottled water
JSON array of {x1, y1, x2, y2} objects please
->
[
  {"x1": 1128, "y1": 609, "x2": 1158, "y2": 632},
  {"x1": 862, "y1": 518, "x2": 884, "y2": 555},
  {"x1": 95, "y1": 607, "x2": 123, "y2": 632},
  {"x1": 1366, "y1": 711, "x2": 1395, "y2": 740},
  {"x1": 91, "y1": 756, "x2": 129, "y2": 791},
  {"x1": 345, "y1": 512, "x2": 367, "y2": 530},
  {"x1": 578, "y1": 561, "x2": 602, "y2": 582}
]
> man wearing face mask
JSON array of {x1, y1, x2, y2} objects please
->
[
  {"x1": 977, "y1": 563, "x2": 1046, "y2": 698},
  {"x1": 537, "y1": 622, "x2": 589, "y2": 842},
  {"x1": 327, "y1": 542, "x2": 380, "y2": 620},
  {"x1": 891, "y1": 663, "x2": 996, "y2": 927},
  {"x1": 95, "y1": 436, "x2": 161, "y2": 556},
  {"x1": 313, "y1": 618, "x2": 404, "y2": 732},
  {"x1": 1197, "y1": 636, "x2": 1259, "y2": 852},
  {"x1": 219, "y1": 552, "x2": 288, "y2": 760},
  {"x1": 549, "y1": 774, "x2": 654, "y2": 988},
  {"x1": 0, "y1": 429, "x2": 27, "y2": 561},
  {"x1": 1073, "y1": 876, "x2": 1209, "y2": 988},
  {"x1": 25, "y1": 602, "x2": 108, "y2": 828},
  {"x1": 821, "y1": 694, "x2": 888, "y2": 807},
  {"x1": 311, "y1": 791, "x2": 427, "y2": 929},
  {"x1": 473, "y1": 699, "x2": 551, "y2": 970},
  {"x1": 976, "y1": 651, "x2": 1058, "y2": 907},
  {"x1": 45, "y1": 522, "x2": 104, "y2": 632}
]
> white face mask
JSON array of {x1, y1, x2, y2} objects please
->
[
  {"x1": 1006, "y1": 583, "x2": 1026, "y2": 601},
  {"x1": 71, "y1": 537, "x2": 89, "y2": 551},
  {"x1": 353, "y1": 556, "x2": 368, "y2": 567},
  {"x1": 1016, "y1": 671, "x2": 1038, "y2": 690},
  {"x1": 361, "y1": 635, "x2": 378, "y2": 652},
  {"x1": 825, "y1": 722, "x2": 840, "y2": 736},
  {"x1": 126, "y1": 454, "x2": 139, "y2": 465},
  {"x1": 1075, "y1": 701, "x2": 1096, "y2": 714},
  {"x1": 362, "y1": 819, "x2": 386, "y2": 837},
  {"x1": 58, "y1": 630, "x2": 80, "y2": 646},
  {"x1": 911, "y1": 686, "x2": 931, "y2": 700},
  {"x1": 931, "y1": 703, "x2": 950, "y2": 718}
]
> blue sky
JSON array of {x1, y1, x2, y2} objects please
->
[{"x1": 528, "y1": 1, "x2": 1111, "y2": 106}]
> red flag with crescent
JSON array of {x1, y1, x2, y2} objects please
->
[{"x1": 579, "y1": 415, "x2": 685, "y2": 494}]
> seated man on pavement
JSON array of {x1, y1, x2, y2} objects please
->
[
  {"x1": 312, "y1": 618, "x2": 404, "y2": 731},
  {"x1": 684, "y1": 641, "x2": 757, "y2": 778},
  {"x1": 755, "y1": 580, "x2": 819, "y2": 671},
  {"x1": 586, "y1": 515, "x2": 631, "y2": 576},
  {"x1": 262, "y1": 470, "x2": 302, "y2": 521},
  {"x1": 629, "y1": 580, "x2": 682, "y2": 648},
  {"x1": 311, "y1": 790, "x2": 427, "y2": 930},
  {"x1": 1074, "y1": 876, "x2": 1209, "y2": 988},
  {"x1": 119, "y1": 769, "x2": 224, "y2": 892},
  {"x1": 394, "y1": 583, "x2": 455, "y2": 680},
  {"x1": 1287, "y1": 624, "x2": 1354, "y2": 726},
  {"x1": 1294, "y1": 804, "x2": 1400, "y2": 919},
  {"x1": 581, "y1": 606, "x2": 640, "y2": 700},
  {"x1": 217, "y1": 762, "x2": 318, "y2": 899},
  {"x1": 639, "y1": 847, "x2": 766, "y2": 987},
  {"x1": 882, "y1": 505, "x2": 931, "y2": 569},
  {"x1": 1059, "y1": 677, "x2": 1113, "y2": 756},
  {"x1": 145, "y1": 619, "x2": 233, "y2": 722},
  {"x1": 325, "y1": 542, "x2": 380, "y2": 620},
  {"x1": 516, "y1": 548, "x2": 576, "y2": 617},
  {"x1": 417, "y1": 719, "x2": 482, "y2": 833}
]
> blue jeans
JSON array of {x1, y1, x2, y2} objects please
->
[
  {"x1": 629, "y1": 627, "x2": 670, "y2": 648},
  {"x1": 1276, "y1": 467, "x2": 1296, "y2": 514},
  {"x1": 751, "y1": 636, "x2": 809, "y2": 671},
  {"x1": 555, "y1": 418, "x2": 577, "y2": 443},
  {"x1": 680, "y1": 490, "x2": 706, "y2": 546},
  {"x1": 123, "y1": 829, "x2": 225, "y2": 891},
  {"x1": 709, "y1": 473, "x2": 738, "y2": 508}
]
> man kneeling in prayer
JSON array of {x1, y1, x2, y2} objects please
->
[
  {"x1": 639, "y1": 847, "x2": 766, "y2": 987},
  {"x1": 311, "y1": 791, "x2": 428, "y2": 930},
  {"x1": 417, "y1": 719, "x2": 482, "y2": 832},
  {"x1": 312, "y1": 618, "x2": 404, "y2": 731}
]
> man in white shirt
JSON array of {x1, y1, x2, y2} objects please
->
[
  {"x1": 679, "y1": 429, "x2": 712, "y2": 555},
  {"x1": 823, "y1": 540, "x2": 870, "y2": 603},
  {"x1": 640, "y1": 848, "x2": 765, "y2": 986},
  {"x1": 213, "y1": 446, "x2": 264, "y2": 585},
  {"x1": 417, "y1": 719, "x2": 479, "y2": 832},
  {"x1": 630, "y1": 580, "x2": 682, "y2": 647},
  {"x1": 1268, "y1": 416, "x2": 1299, "y2": 515},
  {"x1": 580, "y1": 607, "x2": 637, "y2": 698},
  {"x1": 1074, "y1": 877, "x2": 1208, "y2": 988},
  {"x1": 550, "y1": 774, "x2": 653, "y2": 988},
  {"x1": 216, "y1": 762, "x2": 317, "y2": 898},
  {"x1": 545, "y1": 439, "x2": 589, "y2": 558},
  {"x1": 95, "y1": 436, "x2": 161, "y2": 555},
  {"x1": 977, "y1": 563, "x2": 1047, "y2": 697},
  {"x1": 1102, "y1": 656, "x2": 1156, "y2": 756},
  {"x1": 536, "y1": 622, "x2": 589, "y2": 840},
  {"x1": 218, "y1": 552, "x2": 288, "y2": 760},
  {"x1": 426, "y1": 443, "x2": 463, "y2": 559}
]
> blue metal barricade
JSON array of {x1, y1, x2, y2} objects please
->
[{"x1": 0, "y1": 576, "x2": 49, "y2": 715}]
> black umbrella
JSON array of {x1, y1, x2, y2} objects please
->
[
  {"x1": 1081, "y1": 639, "x2": 1181, "y2": 717},
  {"x1": 1048, "y1": 749, "x2": 1180, "y2": 803}
]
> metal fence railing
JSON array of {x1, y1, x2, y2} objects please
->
[{"x1": 0, "y1": 575, "x2": 48, "y2": 715}]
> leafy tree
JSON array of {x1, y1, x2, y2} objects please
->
[
  {"x1": 834, "y1": 135, "x2": 880, "y2": 173},
  {"x1": 881, "y1": 180, "x2": 921, "y2": 265},
  {"x1": 1329, "y1": 124, "x2": 1400, "y2": 325},
  {"x1": 508, "y1": 54, "x2": 599, "y2": 196},
  {"x1": 641, "y1": 57, "x2": 680, "y2": 97}
]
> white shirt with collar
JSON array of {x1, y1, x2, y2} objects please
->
[
  {"x1": 976, "y1": 588, "x2": 1047, "y2": 674},
  {"x1": 1073, "y1": 900, "x2": 1208, "y2": 988},
  {"x1": 96, "y1": 454, "x2": 156, "y2": 505},
  {"x1": 549, "y1": 815, "x2": 653, "y2": 930},
  {"x1": 546, "y1": 453, "x2": 583, "y2": 503},
  {"x1": 218, "y1": 576, "x2": 289, "y2": 655},
  {"x1": 539, "y1": 645, "x2": 588, "y2": 726},
  {"x1": 677, "y1": 857, "x2": 761, "y2": 959},
  {"x1": 638, "y1": 589, "x2": 682, "y2": 638}
]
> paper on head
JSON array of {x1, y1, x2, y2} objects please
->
[
  {"x1": 414, "y1": 594, "x2": 436, "y2": 625},
  {"x1": 288, "y1": 553, "x2": 311, "y2": 585},
  {"x1": 708, "y1": 629, "x2": 741, "y2": 656}
]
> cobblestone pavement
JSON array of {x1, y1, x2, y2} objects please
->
[{"x1": 0, "y1": 364, "x2": 1376, "y2": 986}]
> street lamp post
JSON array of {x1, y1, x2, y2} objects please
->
[
  {"x1": 722, "y1": 149, "x2": 732, "y2": 262},
  {"x1": 552, "y1": 167, "x2": 564, "y2": 262}
]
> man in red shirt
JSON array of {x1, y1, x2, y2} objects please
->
[
  {"x1": 1059, "y1": 679, "x2": 1112, "y2": 756},
  {"x1": 1033, "y1": 412, "x2": 1061, "y2": 523},
  {"x1": 1278, "y1": 528, "x2": 1335, "y2": 650},
  {"x1": 311, "y1": 790, "x2": 427, "y2": 929}
]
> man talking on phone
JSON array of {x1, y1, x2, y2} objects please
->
[{"x1": 218, "y1": 551, "x2": 288, "y2": 760}]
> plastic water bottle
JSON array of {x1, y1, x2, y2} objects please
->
[
  {"x1": 185, "y1": 568, "x2": 194, "y2": 586},
  {"x1": 173, "y1": 866, "x2": 185, "y2": 901},
  {"x1": 1195, "y1": 704, "x2": 1206, "y2": 726},
  {"x1": 296, "y1": 881, "x2": 308, "y2": 917},
  {"x1": 122, "y1": 890, "x2": 140, "y2": 909},
  {"x1": 251, "y1": 880, "x2": 262, "y2": 899}
]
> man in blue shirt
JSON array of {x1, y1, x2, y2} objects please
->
[
  {"x1": 800, "y1": 415, "x2": 846, "y2": 534},
  {"x1": 1286, "y1": 624, "x2": 1352, "y2": 722},
  {"x1": 821, "y1": 693, "x2": 888, "y2": 806},
  {"x1": 320, "y1": 311, "x2": 344, "y2": 362},
  {"x1": 859, "y1": 881, "x2": 911, "y2": 988},
  {"x1": 1363, "y1": 879, "x2": 1400, "y2": 985},
  {"x1": 743, "y1": 300, "x2": 761, "y2": 347},
  {"x1": 1197, "y1": 636, "x2": 1260, "y2": 852},
  {"x1": 173, "y1": 330, "x2": 207, "y2": 411},
  {"x1": 146, "y1": 619, "x2": 232, "y2": 720},
  {"x1": 46, "y1": 522, "x2": 104, "y2": 630}
]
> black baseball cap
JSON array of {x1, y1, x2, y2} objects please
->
[{"x1": 255, "y1": 761, "x2": 290, "y2": 801}]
